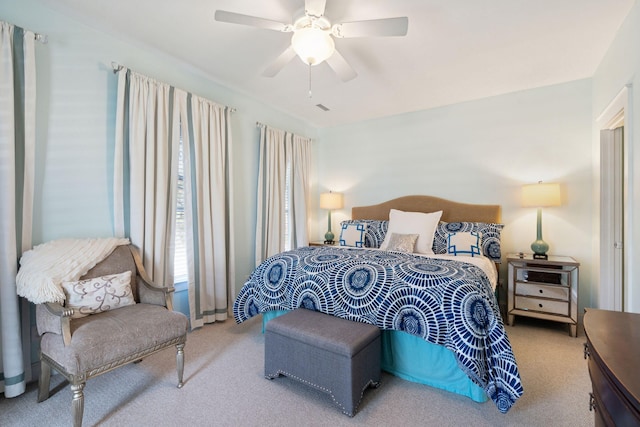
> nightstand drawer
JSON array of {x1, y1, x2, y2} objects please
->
[
  {"x1": 515, "y1": 282, "x2": 569, "y2": 301},
  {"x1": 515, "y1": 296, "x2": 569, "y2": 316}
]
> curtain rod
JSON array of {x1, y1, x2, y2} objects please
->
[
  {"x1": 255, "y1": 122, "x2": 313, "y2": 143},
  {"x1": 110, "y1": 61, "x2": 236, "y2": 113},
  {"x1": 3, "y1": 20, "x2": 48, "y2": 43},
  {"x1": 111, "y1": 61, "x2": 123, "y2": 73}
]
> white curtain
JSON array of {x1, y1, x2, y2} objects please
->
[
  {"x1": 289, "y1": 134, "x2": 312, "y2": 250},
  {"x1": 0, "y1": 21, "x2": 36, "y2": 398},
  {"x1": 115, "y1": 70, "x2": 234, "y2": 328},
  {"x1": 255, "y1": 127, "x2": 287, "y2": 263},
  {"x1": 114, "y1": 70, "x2": 177, "y2": 285},
  {"x1": 255, "y1": 125, "x2": 312, "y2": 264},
  {"x1": 183, "y1": 93, "x2": 234, "y2": 327}
]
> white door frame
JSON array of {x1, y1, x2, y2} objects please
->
[{"x1": 596, "y1": 84, "x2": 633, "y2": 311}]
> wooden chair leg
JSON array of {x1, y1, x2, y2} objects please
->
[
  {"x1": 37, "y1": 358, "x2": 51, "y2": 403},
  {"x1": 71, "y1": 383, "x2": 85, "y2": 427},
  {"x1": 176, "y1": 343, "x2": 185, "y2": 388}
]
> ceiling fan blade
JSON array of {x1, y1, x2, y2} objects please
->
[
  {"x1": 333, "y1": 17, "x2": 408, "y2": 38},
  {"x1": 262, "y1": 46, "x2": 297, "y2": 77},
  {"x1": 305, "y1": 0, "x2": 327, "y2": 17},
  {"x1": 214, "y1": 10, "x2": 290, "y2": 32},
  {"x1": 326, "y1": 50, "x2": 357, "y2": 82}
]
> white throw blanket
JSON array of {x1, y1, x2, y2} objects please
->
[{"x1": 16, "y1": 237, "x2": 130, "y2": 304}]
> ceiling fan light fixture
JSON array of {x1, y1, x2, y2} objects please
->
[{"x1": 291, "y1": 27, "x2": 335, "y2": 65}]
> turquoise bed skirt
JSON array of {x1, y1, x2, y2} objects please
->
[{"x1": 261, "y1": 310, "x2": 487, "y2": 403}]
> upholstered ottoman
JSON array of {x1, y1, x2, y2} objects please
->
[{"x1": 264, "y1": 308, "x2": 381, "y2": 416}]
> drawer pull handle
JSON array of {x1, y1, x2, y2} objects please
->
[
  {"x1": 589, "y1": 392, "x2": 596, "y2": 412},
  {"x1": 583, "y1": 343, "x2": 590, "y2": 359},
  {"x1": 584, "y1": 343, "x2": 591, "y2": 360},
  {"x1": 539, "y1": 303, "x2": 543, "y2": 308},
  {"x1": 539, "y1": 289, "x2": 543, "y2": 294}
]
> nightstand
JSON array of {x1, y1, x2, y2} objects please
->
[
  {"x1": 308, "y1": 241, "x2": 336, "y2": 247},
  {"x1": 507, "y1": 253, "x2": 580, "y2": 337}
]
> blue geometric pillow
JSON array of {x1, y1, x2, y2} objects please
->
[
  {"x1": 433, "y1": 221, "x2": 504, "y2": 262},
  {"x1": 447, "y1": 231, "x2": 482, "y2": 257},
  {"x1": 339, "y1": 222, "x2": 367, "y2": 248},
  {"x1": 339, "y1": 220, "x2": 388, "y2": 248}
]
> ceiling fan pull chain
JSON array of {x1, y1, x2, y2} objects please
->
[{"x1": 308, "y1": 63, "x2": 313, "y2": 98}]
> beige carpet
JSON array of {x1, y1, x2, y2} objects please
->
[{"x1": 0, "y1": 315, "x2": 593, "y2": 427}]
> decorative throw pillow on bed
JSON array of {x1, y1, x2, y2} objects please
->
[
  {"x1": 433, "y1": 221, "x2": 504, "y2": 262},
  {"x1": 447, "y1": 231, "x2": 482, "y2": 257},
  {"x1": 379, "y1": 209, "x2": 443, "y2": 254},
  {"x1": 339, "y1": 222, "x2": 368, "y2": 247},
  {"x1": 385, "y1": 233, "x2": 419, "y2": 253},
  {"x1": 62, "y1": 271, "x2": 135, "y2": 319},
  {"x1": 339, "y1": 220, "x2": 388, "y2": 248}
]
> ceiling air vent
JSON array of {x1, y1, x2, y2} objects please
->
[{"x1": 316, "y1": 103, "x2": 330, "y2": 111}]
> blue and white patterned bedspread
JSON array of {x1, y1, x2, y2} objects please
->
[{"x1": 233, "y1": 246, "x2": 523, "y2": 413}]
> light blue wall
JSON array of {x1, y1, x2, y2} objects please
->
[
  {"x1": 4, "y1": 0, "x2": 637, "y2": 317},
  {"x1": 592, "y1": 0, "x2": 640, "y2": 312},
  {"x1": 0, "y1": 0, "x2": 316, "y2": 300},
  {"x1": 315, "y1": 80, "x2": 594, "y2": 310}
]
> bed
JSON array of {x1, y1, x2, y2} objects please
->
[{"x1": 234, "y1": 195, "x2": 523, "y2": 413}]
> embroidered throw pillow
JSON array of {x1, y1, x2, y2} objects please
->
[
  {"x1": 339, "y1": 222, "x2": 368, "y2": 247},
  {"x1": 380, "y1": 209, "x2": 443, "y2": 254},
  {"x1": 339, "y1": 220, "x2": 388, "y2": 248},
  {"x1": 62, "y1": 271, "x2": 135, "y2": 319},
  {"x1": 385, "y1": 233, "x2": 419, "y2": 253},
  {"x1": 433, "y1": 221, "x2": 504, "y2": 262},
  {"x1": 447, "y1": 231, "x2": 482, "y2": 257}
]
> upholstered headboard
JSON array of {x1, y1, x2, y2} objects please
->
[{"x1": 352, "y1": 195, "x2": 501, "y2": 223}]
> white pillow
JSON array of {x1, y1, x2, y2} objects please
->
[
  {"x1": 62, "y1": 271, "x2": 135, "y2": 319},
  {"x1": 380, "y1": 209, "x2": 443, "y2": 254}
]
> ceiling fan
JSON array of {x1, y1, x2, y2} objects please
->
[{"x1": 214, "y1": 0, "x2": 408, "y2": 82}]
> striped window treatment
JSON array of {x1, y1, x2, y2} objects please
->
[
  {"x1": 289, "y1": 134, "x2": 312, "y2": 249},
  {"x1": 255, "y1": 125, "x2": 312, "y2": 265},
  {"x1": 114, "y1": 69, "x2": 234, "y2": 328},
  {"x1": 114, "y1": 70, "x2": 176, "y2": 283},
  {"x1": 0, "y1": 20, "x2": 37, "y2": 398},
  {"x1": 178, "y1": 91, "x2": 235, "y2": 327}
]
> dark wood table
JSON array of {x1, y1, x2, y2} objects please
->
[{"x1": 583, "y1": 308, "x2": 640, "y2": 426}]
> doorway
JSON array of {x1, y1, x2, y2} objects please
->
[{"x1": 597, "y1": 85, "x2": 631, "y2": 311}]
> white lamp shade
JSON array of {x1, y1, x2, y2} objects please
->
[
  {"x1": 522, "y1": 182, "x2": 561, "y2": 207},
  {"x1": 320, "y1": 192, "x2": 343, "y2": 210},
  {"x1": 291, "y1": 27, "x2": 335, "y2": 65}
]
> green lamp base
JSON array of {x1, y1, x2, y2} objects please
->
[
  {"x1": 324, "y1": 230, "x2": 335, "y2": 245},
  {"x1": 531, "y1": 239, "x2": 549, "y2": 260},
  {"x1": 531, "y1": 207, "x2": 550, "y2": 259},
  {"x1": 324, "y1": 209, "x2": 335, "y2": 244}
]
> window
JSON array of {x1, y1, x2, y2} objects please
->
[{"x1": 174, "y1": 134, "x2": 188, "y2": 284}]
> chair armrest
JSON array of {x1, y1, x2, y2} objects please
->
[
  {"x1": 36, "y1": 302, "x2": 73, "y2": 346},
  {"x1": 138, "y1": 279, "x2": 176, "y2": 310},
  {"x1": 128, "y1": 246, "x2": 176, "y2": 310}
]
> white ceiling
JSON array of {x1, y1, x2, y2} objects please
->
[{"x1": 42, "y1": 0, "x2": 634, "y2": 128}]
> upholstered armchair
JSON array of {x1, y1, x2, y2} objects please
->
[{"x1": 35, "y1": 245, "x2": 188, "y2": 427}]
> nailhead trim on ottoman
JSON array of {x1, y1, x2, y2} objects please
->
[{"x1": 264, "y1": 308, "x2": 381, "y2": 416}]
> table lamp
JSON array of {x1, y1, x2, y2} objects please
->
[
  {"x1": 320, "y1": 191, "x2": 343, "y2": 244},
  {"x1": 522, "y1": 182, "x2": 561, "y2": 259}
]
